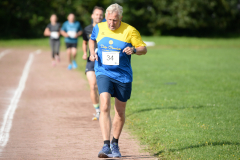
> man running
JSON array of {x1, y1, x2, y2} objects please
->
[
  {"x1": 43, "y1": 14, "x2": 61, "y2": 66},
  {"x1": 89, "y1": 3, "x2": 147, "y2": 158},
  {"x1": 82, "y1": 6, "x2": 104, "y2": 120},
  {"x1": 61, "y1": 13, "x2": 82, "y2": 70}
]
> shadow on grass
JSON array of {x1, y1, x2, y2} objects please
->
[
  {"x1": 154, "y1": 141, "x2": 240, "y2": 156},
  {"x1": 103, "y1": 155, "x2": 156, "y2": 160},
  {"x1": 127, "y1": 105, "x2": 204, "y2": 117}
]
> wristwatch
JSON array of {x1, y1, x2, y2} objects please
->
[{"x1": 132, "y1": 47, "x2": 136, "y2": 54}]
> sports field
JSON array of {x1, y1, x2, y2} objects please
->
[
  {"x1": 0, "y1": 36, "x2": 239, "y2": 159},
  {"x1": 77, "y1": 36, "x2": 240, "y2": 159},
  {"x1": 127, "y1": 36, "x2": 240, "y2": 159}
]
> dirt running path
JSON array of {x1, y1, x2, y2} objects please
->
[{"x1": 0, "y1": 48, "x2": 157, "y2": 160}]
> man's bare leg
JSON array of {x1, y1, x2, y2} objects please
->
[
  {"x1": 99, "y1": 92, "x2": 111, "y2": 141},
  {"x1": 67, "y1": 48, "x2": 72, "y2": 64},
  {"x1": 71, "y1": 47, "x2": 77, "y2": 60},
  {"x1": 71, "y1": 47, "x2": 78, "y2": 68},
  {"x1": 86, "y1": 71, "x2": 99, "y2": 104},
  {"x1": 87, "y1": 71, "x2": 100, "y2": 120},
  {"x1": 112, "y1": 98, "x2": 126, "y2": 139}
]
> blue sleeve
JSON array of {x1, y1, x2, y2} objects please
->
[
  {"x1": 61, "y1": 22, "x2": 67, "y2": 32},
  {"x1": 77, "y1": 22, "x2": 82, "y2": 32},
  {"x1": 90, "y1": 24, "x2": 99, "y2": 41}
]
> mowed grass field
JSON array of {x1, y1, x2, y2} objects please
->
[
  {"x1": 1, "y1": 36, "x2": 239, "y2": 159},
  {"x1": 127, "y1": 37, "x2": 240, "y2": 160}
]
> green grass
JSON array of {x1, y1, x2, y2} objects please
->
[
  {"x1": 0, "y1": 37, "x2": 86, "y2": 70},
  {"x1": 1, "y1": 36, "x2": 239, "y2": 159},
  {"x1": 125, "y1": 37, "x2": 240, "y2": 159},
  {"x1": 0, "y1": 38, "x2": 50, "y2": 49},
  {"x1": 0, "y1": 37, "x2": 84, "y2": 51},
  {"x1": 76, "y1": 36, "x2": 240, "y2": 159}
]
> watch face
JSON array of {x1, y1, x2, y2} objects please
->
[{"x1": 134, "y1": 48, "x2": 136, "y2": 53}]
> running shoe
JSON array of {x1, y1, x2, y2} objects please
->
[
  {"x1": 52, "y1": 61, "x2": 56, "y2": 67},
  {"x1": 72, "y1": 60, "x2": 77, "y2": 69},
  {"x1": 56, "y1": 56, "x2": 60, "y2": 62},
  {"x1": 110, "y1": 142, "x2": 121, "y2": 158},
  {"x1": 68, "y1": 64, "x2": 72, "y2": 70},
  {"x1": 92, "y1": 112, "x2": 100, "y2": 121},
  {"x1": 98, "y1": 144, "x2": 112, "y2": 158}
]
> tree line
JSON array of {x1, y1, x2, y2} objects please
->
[{"x1": 0, "y1": 0, "x2": 239, "y2": 38}]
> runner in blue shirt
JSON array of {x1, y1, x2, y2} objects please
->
[
  {"x1": 61, "y1": 13, "x2": 82, "y2": 70},
  {"x1": 89, "y1": 3, "x2": 147, "y2": 158}
]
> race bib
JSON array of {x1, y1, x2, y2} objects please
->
[
  {"x1": 50, "y1": 32, "x2": 59, "y2": 39},
  {"x1": 67, "y1": 31, "x2": 76, "y2": 38},
  {"x1": 102, "y1": 52, "x2": 119, "y2": 65}
]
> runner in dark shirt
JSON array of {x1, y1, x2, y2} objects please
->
[
  {"x1": 82, "y1": 6, "x2": 104, "y2": 120},
  {"x1": 44, "y1": 14, "x2": 61, "y2": 66}
]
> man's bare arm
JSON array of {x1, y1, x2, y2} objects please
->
[
  {"x1": 123, "y1": 46, "x2": 147, "y2": 55},
  {"x1": 44, "y1": 28, "x2": 51, "y2": 36},
  {"x1": 76, "y1": 30, "x2": 83, "y2": 37},
  {"x1": 82, "y1": 40, "x2": 88, "y2": 60},
  {"x1": 135, "y1": 46, "x2": 147, "y2": 55},
  {"x1": 89, "y1": 39, "x2": 98, "y2": 61}
]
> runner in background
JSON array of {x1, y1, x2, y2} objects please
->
[
  {"x1": 44, "y1": 14, "x2": 61, "y2": 66},
  {"x1": 61, "y1": 13, "x2": 82, "y2": 70},
  {"x1": 82, "y1": 6, "x2": 104, "y2": 121}
]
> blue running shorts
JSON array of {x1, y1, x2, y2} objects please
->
[{"x1": 96, "y1": 75, "x2": 132, "y2": 102}]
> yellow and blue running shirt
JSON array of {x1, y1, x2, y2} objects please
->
[{"x1": 90, "y1": 22, "x2": 146, "y2": 83}]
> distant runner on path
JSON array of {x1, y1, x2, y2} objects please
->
[
  {"x1": 82, "y1": 6, "x2": 104, "y2": 121},
  {"x1": 89, "y1": 3, "x2": 147, "y2": 158},
  {"x1": 61, "y1": 13, "x2": 82, "y2": 70},
  {"x1": 44, "y1": 14, "x2": 61, "y2": 66}
]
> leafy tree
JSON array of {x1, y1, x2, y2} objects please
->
[{"x1": 0, "y1": 0, "x2": 239, "y2": 38}]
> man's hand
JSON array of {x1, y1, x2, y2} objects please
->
[
  {"x1": 82, "y1": 53, "x2": 87, "y2": 60},
  {"x1": 89, "y1": 54, "x2": 98, "y2": 61},
  {"x1": 123, "y1": 47, "x2": 134, "y2": 55},
  {"x1": 75, "y1": 31, "x2": 83, "y2": 38},
  {"x1": 60, "y1": 30, "x2": 69, "y2": 37}
]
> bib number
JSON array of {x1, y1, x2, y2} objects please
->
[
  {"x1": 102, "y1": 52, "x2": 119, "y2": 65},
  {"x1": 67, "y1": 31, "x2": 76, "y2": 38},
  {"x1": 50, "y1": 32, "x2": 59, "y2": 39}
]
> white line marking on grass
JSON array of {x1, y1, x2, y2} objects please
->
[
  {"x1": 0, "y1": 50, "x2": 11, "y2": 60},
  {"x1": 0, "y1": 49, "x2": 40, "y2": 154}
]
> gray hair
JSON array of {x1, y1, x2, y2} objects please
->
[{"x1": 106, "y1": 3, "x2": 123, "y2": 18}]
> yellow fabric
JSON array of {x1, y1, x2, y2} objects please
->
[{"x1": 96, "y1": 22, "x2": 146, "y2": 48}]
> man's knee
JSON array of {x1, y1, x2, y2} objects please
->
[
  {"x1": 100, "y1": 93, "x2": 111, "y2": 113},
  {"x1": 94, "y1": 84, "x2": 98, "y2": 91},
  {"x1": 87, "y1": 73, "x2": 98, "y2": 91},
  {"x1": 100, "y1": 104, "x2": 110, "y2": 113},
  {"x1": 116, "y1": 110, "x2": 125, "y2": 118},
  {"x1": 67, "y1": 49, "x2": 71, "y2": 54},
  {"x1": 89, "y1": 83, "x2": 97, "y2": 91},
  {"x1": 71, "y1": 48, "x2": 77, "y2": 55}
]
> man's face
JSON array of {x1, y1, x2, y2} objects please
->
[
  {"x1": 68, "y1": 14, "x2": 75, "y2": 23},
  {"x1": 106, "y1": 12, "x2": 122, "y2": 31},
  {"x1": 50, "y1": 15, "x2": 57, "y2": 22},
  {"x1": 92, "y1": 9, "x2": 103, "y2": 24}
]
